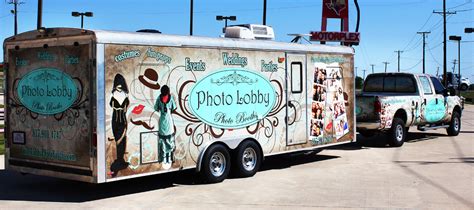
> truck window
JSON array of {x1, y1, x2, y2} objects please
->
[
  {"x1": 419, "y1": 76, "x2": 433, "y2": 95},
  {"x1": 364, "y1": 76, "x2": 383, "y2": 92},
  {"x1": 364, "y1": 75, "x2": 416, "y2": 93},
  {"x1": 291, "y1": 62, "x2": 302, "y2": 93},
  {"x1": 430, "y1": 76, "x2": 445, "y2": 94},
  {"x1": 395, "y1": 76, "x2": 416, "y2": 93},
  {"x1": 383, "y1": 76, "x2": 396, "y2": 92}
]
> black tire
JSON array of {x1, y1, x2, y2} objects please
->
[
  {"x1": 459, "y1": 84, "x2": 468, "y2": 91},
  {"x1": 232, "y1": 141, "x2": 262, "y2": 178},
  {"x1": 387, "y1": 118, "x2": 406, "y2": 147},
  {"x1": 200, "y1": 144, "x2": 231, "y2": 183},
  {"x1": 447, "y1": 111, "x2": 461, "y2": 136}
]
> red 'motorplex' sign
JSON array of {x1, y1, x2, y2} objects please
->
[{"x1": 310, "y1": 31, "x2": 360, "y2": 43}]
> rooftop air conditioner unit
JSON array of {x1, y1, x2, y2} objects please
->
[{"x1": 224, "y1": 24, "x2": 275, "y2": 40}]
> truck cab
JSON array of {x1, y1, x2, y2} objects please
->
[{"x1": 356, "y1": 73, "x2": 463, "y2": 147}]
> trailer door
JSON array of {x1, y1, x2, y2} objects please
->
[
  {"x1": 285, "y1": 53, "x2": 307, "y2": 145},
  {"x1": 5, "y1": 36, "x2": 94, "y2": 177}
]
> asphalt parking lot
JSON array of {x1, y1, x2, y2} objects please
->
[{"x1": 0, "y1": 105, "x2": 472, "y2": 209}]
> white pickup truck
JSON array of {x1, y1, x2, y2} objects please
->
[{"x1": 356, "y1": 73, "x2": 463, "y2": 147}]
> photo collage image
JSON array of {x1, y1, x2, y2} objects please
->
[{"x1": 310, "y1": 64, "x2": 350, "y2": 143}]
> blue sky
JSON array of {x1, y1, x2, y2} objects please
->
[{"x1": 1, "y1": 0, "x2": 473, "y2": 81}]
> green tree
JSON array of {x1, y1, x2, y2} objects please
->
[{"x1": 355, "y1": 76, "x2": 364, "y2": 89}]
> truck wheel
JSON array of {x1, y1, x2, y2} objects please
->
[
  {"x1": 447, "y1": 111, "x2": 461, "y2": 136},
  {"x1": 200, "y1": 144, "x2": 231, "y2": 183},
  {"x1": 233, "y1": 141, "x2": 262, "y2": 178},
  {"x1": 459, "y1": 84, "x2": 468, "y2": 91},
  {"x1": 388, "y1": 118, "x2": 406, "y2": 147}
]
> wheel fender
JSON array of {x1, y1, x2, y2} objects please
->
[{"x1": 195, "y1": 135, "x2": 253, "y2": 172}]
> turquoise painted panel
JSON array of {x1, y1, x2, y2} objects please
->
[
  {"x1": 424, "y1": 99, "x2": 446, "y2": 123},
  {"x1": 17, "y1": 68, "x2": 78, "y2": 115},
  {"x1": 189, "y1": 68, "x2": 276, "y2": 129}
]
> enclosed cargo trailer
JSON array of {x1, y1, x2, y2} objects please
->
[{"x1": 3, "y1": 28, "x2": 355, "y2": 183}]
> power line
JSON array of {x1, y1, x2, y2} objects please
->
[
  {"x1": 0, "y1": 14, "x2": 12, "y2": 19},
  {"x1": 427, "y1": 42, "x2": 443, "y2": 66},
  {"x1": 403, "y1": 59, "x2": 423, "y2": 72},
  {"x1": 454, "y1": 8, "x2": 474, "y2": 12},
  {"x1": 447, "y1": 0, "x2": 473, "y2": 10},
  {"x1": 428, "y1": 42, "x2": 443, "y2": 50},
  {"x1": 404, "y1": 38, "x2": 423, "y2": 52}
]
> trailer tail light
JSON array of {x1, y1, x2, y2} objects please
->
[{"x1": 374, "y1": 97, "x2": 382, "y2": 114}]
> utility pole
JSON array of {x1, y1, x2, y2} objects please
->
[
  {"x1": 190, "y1": 0, "x2": 194, "y2": 35},
  {"x1": 362, "y1": 69, "x2": 367, "y2": 79},
  {"x1": 355, "y1": 67, "x2": 358, "y2": 77},
  {"x1": 436, "y1": 66, "x2": 440, "y2": 77},
  {"x1": 382, "y1": 62, "x2": 390, "y2": 73},
  {"x1": 417, "y1": 31, "x2": 430, "y2": 74},
  {"x1": 370, "y1": 64, "x2": 375, "y2": 74},
  {"x1": 451, "y1": 59, "x2": 457, "y2": 73},
  {"x1": 263, "y1": 0, "x2": 267, "y2": 25},
  {"x1": 395, "y1": 50, "x2": 403, "y2": 72},
  {"x1": 434, "y1": 0, "x2": 456, "y2": 86},
  {"x1": 8, "y1": 0, "x2": 24, "y2": 35}
]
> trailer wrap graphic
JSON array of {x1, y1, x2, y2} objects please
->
[
  {"x1": 189, "y1": 69, "x2": 277, "y2": 129},
  {"x1": 17, "y1": 68, "x2": 78, "y2": 115},
  {"x1": 104, "y1": 44, "x2": 354, "y2": 179},
  {"x1": 7, "y1": 44, "x2": 92, "y2": 167}
]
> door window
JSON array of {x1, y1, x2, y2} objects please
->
[
  {"x1": 419, "y1": 76, "x2": 433, "y2": 95},
  {"x1": 291, "y1": 62, "x2": 303, "y2": 93},
  {"x1": 430, "y1": 76, "x2": 445, "y2": 94}
]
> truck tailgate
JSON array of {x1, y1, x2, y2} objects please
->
[{"x1": 356, "y1": 95, "x2": 379, "y2": 122}]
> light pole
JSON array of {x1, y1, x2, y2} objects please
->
[
  {"x1": 216, "y1": 15, "x2": 236, "y2": 33},
  {"x1": 263, "y1": 0, "x2": 267, "y2": 25},
  {"x1": 190, "y1": 0, "x2": 193, "y2": 35},
  {"x1": 72, "y1": 11, "x2": 93, "y2": 29},
  {"x1": 449, "y1": 35, "x2": 462, "y2": 85}
]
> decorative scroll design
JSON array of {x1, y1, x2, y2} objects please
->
[
  {"x1": 210, "y1": 71, "x2": 257, "y2": 86},
  {"x1": 10, "y1": 77, "x2": 88, "y2": 126},
  {"x1": 33, "y1": 70, "x2": 60, "y2": 82}
]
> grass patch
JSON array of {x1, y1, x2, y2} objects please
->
[
  {"x1": 0, "y1": 135, "x2": 4, "y2": 155},
  {"x1": 460, "y1": 91, "x2": 474, "y2": 104}
]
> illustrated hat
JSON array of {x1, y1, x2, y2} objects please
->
[{"x1": 139, "y1": 68, "x2": 161, "y2": 90}]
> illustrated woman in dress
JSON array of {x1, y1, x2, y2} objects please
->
[
  {"x1": 110, "y1": 74, "x2": 130, "y2": 176},
  {"x1": 154, "y1": 85, "x2": 176, "y2": 169}
]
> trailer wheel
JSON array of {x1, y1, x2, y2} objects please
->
[
  {"x1": 233, "y1": 140, "x2": 262, "y2": 178},
  {"x1": 387, "y1": 118, "x2": 405, "y2": 147},
  {"x1": 200, "y1": 144, "x2": 230, "y2": 183},
  {"x1": 447, "y1": 111, "x2": 461, "y2": 136}
]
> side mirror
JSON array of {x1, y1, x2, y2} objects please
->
[{"x1": 444, "y1": 87, "x2": 456, "y2": 96}]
